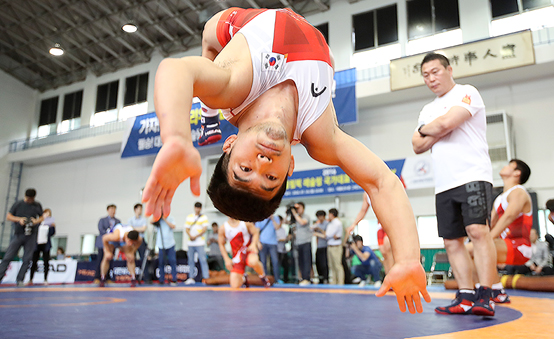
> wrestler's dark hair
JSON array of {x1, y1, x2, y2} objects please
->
[
  {"x1": 510, "y1": 159, "x2": 531, "y2": 185},
  {"x1": 207, "y1": 151, "x2": 288, "y2": 222},
  {"x1": 421, "y1": 52, "x2": 450, "y2": 71},
  {"x1": 546, "y1": 199, "x2": 554, "y2": 212},
  {"x1": 127, "y1": 230, "x2": 139, "y2": 241}
]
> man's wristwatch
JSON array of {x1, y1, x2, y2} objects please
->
[{"x1": 418, "y1": 124, "x2": 427, "y2": 137}]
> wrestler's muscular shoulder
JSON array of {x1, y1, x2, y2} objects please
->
[{"x1": 201, "y1": 34, "x2": 253, "y2": 110}]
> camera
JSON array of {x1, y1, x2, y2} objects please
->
[
  {"x1": 24, "y1": 217, "x2": 34, "y2": 236},
  {"x1": 285, "y1": 202, "x2": 297, "y2": 223},
  {"x1": 152, "y1": 219, "x2": 161, "y2": 227}
]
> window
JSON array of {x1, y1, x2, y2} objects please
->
[
  {"x1": 315, "y1": 22, "x2": 329, "y2": 44},
  {"x1": 490, "y1": 4, "x2": 554, "y2": 36},
  {"x1": 538, "y1": 209, "x2": 554, "y2": 239},
  {"x1": 491, "y1": 0, "x2": 552, "y2": 19},
  {"x1": 39, "y1": 97, "x2": 58, "y2": 126},
  {"x1": 407, "y1": 0, "x2": 460, "y2": 40},
  {"x1": 124, "y1": 72, "x2": 149, "y2": 107},
  {"x1": 80, "y1": 234, "x2": 96, "y2": 255},
  {"x1": 95, "y1": 80, "x2": 119, "y2": 113},
  {"x1": 62, "y1": 90, "x2": 83, "y2": 121},
  {"x1": 353, "y1": 4, "x2": 398, "y2": 52}
]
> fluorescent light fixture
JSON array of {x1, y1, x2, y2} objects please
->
[
  {"x1": 49, "y1": 43, "x2": 64, "y2": 56},
  {"x1": 122, "y1": 23, "x2": 138, "y2": 33}
]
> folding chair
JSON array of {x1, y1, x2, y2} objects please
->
[{"x1": 427, "y1": 251, "x2": 452, "y2": 285}]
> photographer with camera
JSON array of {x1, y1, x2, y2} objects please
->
[
  {"x1": 0, "y1": 188, "x2": 44, "y2": 286},
  {"x1": 288, "y1": 202, "x2": 312, "y2": 285},
  {"x1": 347, "y1": 235, "x2": 383, "y2": 287}
]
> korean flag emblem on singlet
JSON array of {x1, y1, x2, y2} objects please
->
[{"x1": 262, "y1": 52, "x2": 286, "y2": 72}]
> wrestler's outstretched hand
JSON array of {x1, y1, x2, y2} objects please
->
[
  {"x1": 143, "y1": 136, "x2": 202, "y2": 220},
  {"x1": 375, "y1": 259, "x2": 431, "y2": 314}
]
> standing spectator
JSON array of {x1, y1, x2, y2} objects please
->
[
  {"x1": 275, "y1": 216, "x2": 289, "y2": 283},
  {"x1": 255, "y1": 215, "x2": 281, "y2": 280},
  {"x1": 94, "y1": 204, "x2": 121, "y2": 283},
  {"x1": 207, "y1": 222, "x2": 225, "y2": 271},
  {"x1": 0, "y1": 189, "x2": 43, "y2": 286},
  {"x1": 154, "y1": 215, "x2": 178, "y2": 285},
  {"x1": 128, "y1": 203, "x2": 150, "y2": 282},
  {"x1": 315, "y1": 208, "x2": 343, "y2": 285},
  {"x1": 128, "y1": 203, "x2": 148, "y2": 261},
  {"x1": 290, "y1": 202, "x2": 312, "y2": 285},
  {"x1": 312, "y1": 210, "x2": 329, "y2": 284},
  {"x1": 506, "y1": 229, "x2": 554, "y2": 276},
  {"x1": 30, "y1": 208, "x2": 56, "y2": 285},
  {"x1": 413, "y1": 52, "x2": 496, "y2": 316},
  {"x1": 184, "y1": 202, "x2": 210, "y2": 284},
  {"x1": 347, "y1": 235, "x2": 383, "y2": 287}
]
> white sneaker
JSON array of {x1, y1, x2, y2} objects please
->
[
  {"x1": 352, "y1": 277, "x2": 362, "y2": 284},
  {"x1": 299, "y1": 280, "x2": 311, "y2": 286},
  {"x1": 184, "y1": 278, "x2": 196, "y2": 285},
  {"x1": 373, "y1": 281, "x2": 382, "y2": 288},
  {"x1": 358, "y1": 280, "x2": 366, "y2": 287}
]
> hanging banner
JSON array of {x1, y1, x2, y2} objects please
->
[
  {"x1": 283, "y1": 154, "x2": 433, "y2": 199},
  {"x1": 1, "y1": 259, "x2": 78, "y2": 284},
  {"x1": 333, "y1": 68, "x2": 357, "y2": 125},
  {"x1": 390, "y1": 30, "x2": 535, "y2": 91}
]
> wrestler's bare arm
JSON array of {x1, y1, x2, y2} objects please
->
[
  {"x1": 102, "y1": 230, "x2": 120, "y2": 246},
  {"x1": 490, "y1": 188, "x2": 529, "y2": 239},
  {"x1": 143, "y1": 35, "x2": 253, "y2": 220},
  {"x1": 302, "y1": 103, "x2": 431, "y2": 313},
  {"x1": 346, "y1": 195, "x2": 371, "y2": 235}
]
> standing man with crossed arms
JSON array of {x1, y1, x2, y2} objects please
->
[{"x1": 413, "y1": 53, "x2": 496, "y2": 316}]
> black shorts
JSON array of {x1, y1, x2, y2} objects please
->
[{"x1": 435, "y1": 181, "x2": 492, "y2": 240}]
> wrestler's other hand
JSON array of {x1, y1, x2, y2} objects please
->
[
  {"x1": 375, "y1": 260, "x2": 431, "y2": 314},
  {"x1": 143, "y1": 136, "x2": 202, "y2": 220}
]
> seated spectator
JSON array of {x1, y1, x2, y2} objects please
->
[
  {"x1": 56, "y1": 247, "x2": 65, "y2": 260},
  {"x1": 506, "y1": 229, "x2": 553, "y2": 276},
  {"x1": 347, "y1": 235, "x2": 383, "y2": 287}
]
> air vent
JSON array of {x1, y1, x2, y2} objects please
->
[{"x1": 487, "y1": 114, "x2": 504, "y2": 124}]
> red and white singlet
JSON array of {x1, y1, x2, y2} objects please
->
[
  {"x1": 494, "y1": 185, "x2": 533, "y2": 265},
  {"x1": 224, "y1": 220, "x2": 252, "y2": 274}
]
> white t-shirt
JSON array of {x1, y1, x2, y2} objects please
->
[
  {"x1": 326, "y1": 218, "x2": 343, "y2": 246},
  {"x1": 417, "y1": 84, "x2": 492, "y2": 193},
  {"x1": 185, "y1": 213, "x2": 209, "y2": 246}
]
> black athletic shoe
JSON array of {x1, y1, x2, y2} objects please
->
[
  {"x1": 198, "y1": 115, "x2": 221, "y2": 146},
  {"x1": 242, "y1": 274, "x2": 250, "y2": 288},
  {"x1": 472, "y1": 286, "x2": 495, "y2": 316},
  {"x1": 492, "y1": 288, "x2": 511, "y2": 303},
  {"x1": 261, "y1": 276, "x2": 271, "y2": 288},
  {"x1": 99, "y1": 278, "x2": 106, "y2": 288},
  {"x1": 435, "y1": 291, "x2": 474, "y2": 315},
  {"x1": 130, "y1": 279, "x2": 137, "y2": 287}
]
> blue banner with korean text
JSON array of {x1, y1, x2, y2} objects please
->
[
  {"x1": 121, "y1": 70, "x2": 357, "y2": 158},
  {"x1": 284, "y1": 159, "x2": 405, "y2": 199}
]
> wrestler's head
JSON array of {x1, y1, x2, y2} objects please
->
[
  {"x1": 125, "y1": 230, "x2": 140, "y2": 246},
  {"x1": 208, "y1": 121, "x2": 294, "y2": 222},
  {"x1": 500, "y1": 159, "x2": 531, "y2": 185}
]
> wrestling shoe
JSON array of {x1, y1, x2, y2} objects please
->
[
  {"x1": 435, "y1": 291, "x2": 475, "y2": 315},
  {"x1": 130, "y1": 279, "x2": 137, "y2": 287},
  {"x1": 184, "y1": 278, "x2": 196, "y2": 285},
  {"x1": 198, "y1": 115, "x2": 221, "y2": 146},
  {"x1": 99, "y1": 278, "x2": 106, "y2": 288},
  {"x1": 261, "y1": 276, "x2": 271, "y2": 288},
  {"x1": 492, "y1": 288, "x2": 511, "y2": 303},
  {"x1": 242, "y1": 274, "x2": 250, "y2": 288},
  {"x1": 472, "y1": 286, "x2": 496, "y2": 316}
]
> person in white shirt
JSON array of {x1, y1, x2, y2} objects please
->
[
  {"x1": 184, "y1": 202, "x2": 210, "y2": 284},
  {"x1": 315, "y1": 208, "x2": 343, "y2": 285},
  {"x1": 413, "y1": 53, "x2": 496, "y2": 317}
]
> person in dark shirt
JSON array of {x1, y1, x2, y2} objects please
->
[{"x1": 0, "y1": 188, "x2": 44, "y2": 286}]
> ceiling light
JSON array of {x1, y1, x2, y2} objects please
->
[
  {"x1": 122, "y1": 23, "x2": 138, "y2": 33},
  {"x1": 49, "y1": 44, "x2": 64, "y2": 56}
]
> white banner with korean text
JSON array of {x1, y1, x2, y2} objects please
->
[{"x1": 390, "y1": 30, "x2": 535, "y2": 91}]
